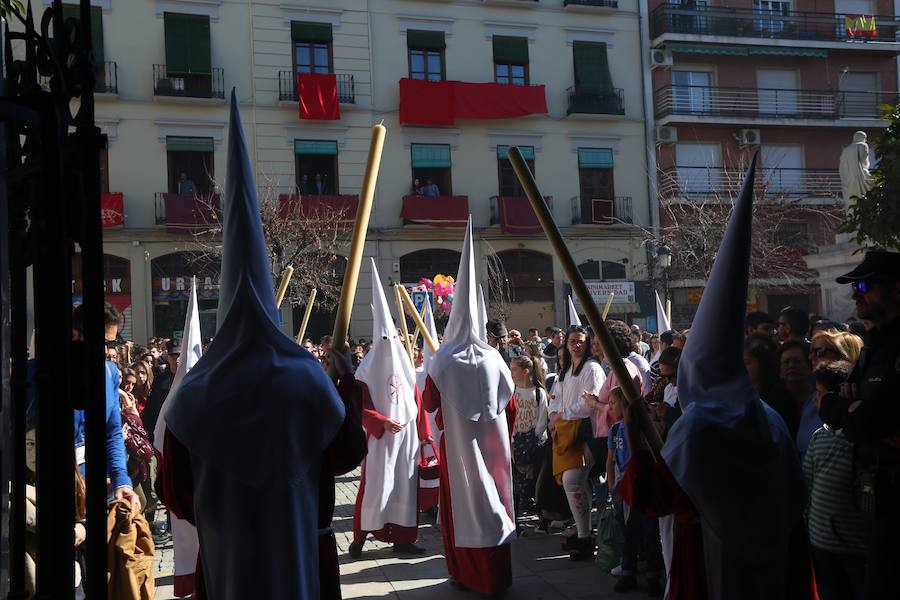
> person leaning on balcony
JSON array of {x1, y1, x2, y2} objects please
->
[
  {"x1": 177, "y1": 172, "x2": 196, "y2": 195},
  {"x1": 422, "y1": 178, "x2": 440, "y2": 197},
  {"x1": 412, "y1": 178, "x2": 424, "y2": 196}
]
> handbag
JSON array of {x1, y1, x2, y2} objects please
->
[
  {"x1": 419, "y1": 441, "x2": 441, "y2": 480},
  {"x1": 595, "y1": 499, "x2": 624, "y2": 571},
  {"x1": 418, "y1": 440, "x2": 440, "y2": 512}
]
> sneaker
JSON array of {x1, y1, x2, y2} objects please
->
[
  {"x1": 614, "y1": 576, "x2": 638, "y2": 593},
  {"x1": 393, "y1": 543, "x2": 427, "y2": 556},
  {"x1": 348, "y1": 541, "x2": 364, "y2": 559},
  {"x1": 646, "y1": 577, "x2": 662, "y2": 597}
]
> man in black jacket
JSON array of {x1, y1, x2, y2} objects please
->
[{"x1": 819, "y1": 250, "x2": 900, "y2": 599}]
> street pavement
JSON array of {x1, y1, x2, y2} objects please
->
[{"x1": 154, "y1": 468, "x2": 648, "y2": 599}]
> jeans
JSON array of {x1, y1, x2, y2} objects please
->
[{"x1": 812, "y1": 547, "x2": 865, "y2": 600}]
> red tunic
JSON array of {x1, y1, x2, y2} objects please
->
[
  {"x1": 423, "y1": 375, "x2": 517, "y2": 596},
  {"x1": 352, "y1": 382, "x2": 432, "y2": 544}
]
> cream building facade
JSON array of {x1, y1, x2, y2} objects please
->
[{"x1": 28, "y1": 0, "x2": 656, "y2": 342}]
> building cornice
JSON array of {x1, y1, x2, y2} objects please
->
[
  {"x1": 279, "y1": 5, "x2": 343, "y2": 28},
  {"x1": 154, "y1": 0, "x2": 222, "y2": 21},
  {"x1": 154, "y1": 119, "x2": 226, "y2": 143}
]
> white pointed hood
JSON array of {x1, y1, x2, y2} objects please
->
[
  {"x1": 477, "y1": 285, "x2": 488, "y2": 341},
  {"x1": 428, "y1": 217, "x2": 514, "y2": 421},
  {"x1": 567, "y1": 295, "x2": 582, "y2": 327},
  {"x1": 355, "y1": 260, "x2": 417, "y2": 425},
  {"x1": 154, "y1": 277, "x2": 203, "y2": 451},
  {"x1": 661, "y1": 156, "x2": 803, "y2": 600},
  {"x1": 164, "y1": 90, "x2": 345, "y2": 487},
  {"x1": 655, "y1": 291, "x2": 671, "y2": 333},
  {"x1": 421, "y1": 298, "x2": 440, "y2": 374}
]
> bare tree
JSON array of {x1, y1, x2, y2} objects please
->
[
  {"x1": 482, "y1": 240, "x2": 513, "y2": 322},
  {"x1": 185, "y1": 178, "x2": 352, "y2": 312}
]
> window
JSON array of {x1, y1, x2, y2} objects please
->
[
  {"x1": 840, "y1": 72, "x2": 879, "y2": 118},
  {"x1": 497, "y1": 146, "x2": 534, "y2": 197},
  {"x1": 672, "y1": 70, "x2": 712, "y2": 113},
  {"x1": 166, "y1": 137, "x2": 214, "y2": 195},
  {"x1": 774, "y1": 222, "x2": 810, "y2": 247},
  {"x1": 493, "y1": 36, "x2": 529, "y2": 85},
  {"x1": 295, "y1": 140, "x2": 339, "y2": 195},
  {"x1": 163, "y1": 13, "x2": 212, "y2": 96},
  {"x1": 400, "y1": 249, "x2": 461, "y2": 285},
  {"x1": 753, "y1": 0, "x2": 791, "y2": 35},
  {"x1": 577, "y1": 148, "x2": 614, "y2": 223},
  {"x1": 761, "y1": 145, "x2": 804, "y2": 194},
  {"x1": 292, "y1": 21, "x2": 333, "y2": 75},
  {"x1": 573, "y1": 41, "x2": 613, "y2": 95},
  {"x1": 578, "y1": 260, "x2": 600, "y2": 280},
  {"x1": 602, "y1": 261, "x2": 627, "y2": 280},
  {"x1": 675, "y1": 142, "x2": 722, "y2": 195},
  {"x1": 62, "y1": 5, "x2": 104, "y2": 64},
  {"x1": 497, "y1": 250, "x2": 553, "y2": 303},
  {"x1": 407, "y1": 30, "x2": 445, "y2": 81},
  {"x1": 411, "y1": 144, "x2": 452, "y2": 196}
]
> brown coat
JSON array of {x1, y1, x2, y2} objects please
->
[{"x1": 107, "y1": 499, "x2": 155, "y2": 600}]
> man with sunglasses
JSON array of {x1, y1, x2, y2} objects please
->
[{"x1": 819, "y1": 250, "x2": 900, "y2": 599}]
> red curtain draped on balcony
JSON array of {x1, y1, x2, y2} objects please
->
[
  {"x1": 278, "y1": 194, "x2": 358, "y2": 227},
  {"x1": 497, "y1": 196, "x2": 542, "y2": 234},
  {"x1": 101, "y1": 192, "x2": 124, "y2": 227},
  {"x1": 400, "y1": 195, "x2": 469, "y2": 227},
  {"x1": 399, "y1": 78, "x2": 547, "y2": 126},
  {"x1": 163, "y1": 193, "x2": 220, "y2": 234},
  {"x1": 298, "y1": 72, "x2": 340, "y2": 120}
]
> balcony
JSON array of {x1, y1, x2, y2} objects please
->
[
  {"x1": 565, "y1": 0, "x2": 618, "y2": 8},
  {"x1": 659, "y1": 167, "x2": 841, "y2": 200},
  {"x1": 153, "y1": 65, "x2": 225, "y2": 100},
  {"x1": 651, "y1": 4, "x2": 900, "y2": 45},
  {"x1": 570, "y1": 196, "x2": 633, "y2": 225},
  {"x1": 278, "y1": 71, "x2": 356, "y2": 104},
  {"x1": 155, "y1": 192, "x2": 221, "y2": 233},
  {"x1": 566, "y1": 87, "x2": 625, "y2": 116},
  {"x1": 490, "y1": 196, "x2": 553, "y2": 234},
  {"x1": 40, "y1": 61, "x2": 117, "y2": 95},
  {"x1": 401, "y1": 195, "x2": 469, "y2": 228},
  {"x1": 655, "y1": 85, "x2": 896, "y2": 121}
]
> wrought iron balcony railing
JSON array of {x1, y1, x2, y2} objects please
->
[
  {"x1": 655, "y1": 85, "x2": 897, "y2": 119},
  {"x1": 651, "y1": 4, "x2": 900, "y2": 43},
  {"x1": 659, "y1": 166, "x2": 842, "y2": 199},
  {"x1": 278, "y1": 71, "x2": 356, "y2": 104},
  {"x1": 565, "y1": 0, "x2": 618, "y2": 7},
  {"x1": 570, "y1": 196, "x2": 634, "y2": 225},
  {"x1": 153, "y1": 65, "x2": 225, "y2": 99},
  {"x1": 566, "y1": 86, "x2": 625, "y2": 116},
  {"x1": 40, "y1": 61, "x2": 117, "y2": 94}
]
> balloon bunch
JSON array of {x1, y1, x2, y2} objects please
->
[{"x1": 415, "y1": 274, "x2": 455, "y2": 317}]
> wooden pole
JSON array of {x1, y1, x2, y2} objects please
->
[
  {"x1": 601, "y1": 292, "x2": 615, "y2": 320},
  {"x1": 507, "y1": 146, "x2": 662, "y2": 456},
  {"x1": 393, "y1": 285, "x2": 415, "y2": 366},
  {"x1": 275, "y1": 265, "x2": 293, "y2": 309},
  {"x1": 397, "y1": 285, "x2": 438, "y2": 353},
  {"x1": 328, "y1": 124, "x2": 385, "y2": 377},
  {"x1": 295, "y1": 288, "x2": 317, "y2": 343},
  {"x1": 411, "y1": 303, "x2": 427, "y2": 349},
  {"x1": 665, "y1": 299, "x2": 672, "y2": 328}
]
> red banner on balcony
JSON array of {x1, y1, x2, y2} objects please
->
[
  {"x1": 101, "y1": 192, "x2": 124, "y2": 227},
  {"x1": 298, "y1": 72, "x2": 340, "y2": 120},
  {"x1": 497, "y1": 196, "x2": 543, "y2": 235},
  {"x1": 399, "y1": 78, "x2": 547, "y2": 126},
  {"x1": 278, "y1": 194, "x2": 358, "y2": 227},
  {"x1": 164, "y1": 193, "x2": 220, "y2": 234},
  {"x1": 401, "y1": 195, "x2": 469, "y2": 227}
]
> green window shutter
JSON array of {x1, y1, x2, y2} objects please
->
[
  {"x1": 492, "y1": 36, "x2": 528, "y2": 64},
  {"x1": 62, "y1": 5, "x2": 104, "y2": 64},
  {"x1": 407, "y1": 30, "x2": 445, "y2": 50},
  {"x1": 411, "y1": 144, "x2": 451, "y2": 168},
  {"x1": 294, "y1": 140, "x2": 338, "y2": 155},
  {"x1": 291, "y1": 21, "x2": 333, "y2": 43},
  {"x1": 578, "y1": 148, "x2": 614, "y2": 169},
  {"x1": 166, "y1": 137, "x2": 214, "y2": 152},
  {"x1": 573, "y1": 42, "x2": 613, "y2": 94},
  {"x1": 165, "y1": 13, "x2": 211, "y2": 75},
  {"x1": 497, "y1": 146, "x2": 535, "y2": 161}
]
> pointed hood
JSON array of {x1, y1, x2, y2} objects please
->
[
  {"x1": 355, "y1": 260, "x2": 417, "y2": 425},
  {"x1": 567, "y1": 295, "x2": 582, "y2": 327},
  {"x1": 477, "y1": 285, "x2": 488, "y2": 341},
  {"x1": 421, "y1": 298, "x2": 440, "y2": 374},
  {"x1": 428, "y1": 217, "x2": 514, "y2": 421},
  {"x1": 154, "y1": 277, "x2": 203, "y2": 451},
  {"x1": 662, "y1": 156, "x2": 804, "y2": 600},
  {"x1": 654, "y1": 291, "x2": 671, "y2": 334},
  {"x1": 164, "y1": 91, "x2": 345, "y2": 487}
]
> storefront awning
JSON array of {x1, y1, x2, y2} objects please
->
[{"x1": 666, "y1": 43, "x2": 827, "y2": 58}]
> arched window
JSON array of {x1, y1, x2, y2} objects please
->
[
  {"x1": 497, "y1": 250, "x2": 553, "y2": 302},
  {"x1": 578, "y1": 259, "x2": 600, "y2": 280},
  {"x1": 400, "y1": 249, "x2": 461, "y2": 284}
]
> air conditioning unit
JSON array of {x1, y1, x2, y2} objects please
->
[
  {"x1": 737, "y1": 128, "x2": 761, "y2": 146},
  {"x1": 650, "y1": 49, "x2": 673, "y2": 69},
  {"x1": 655, "y1": 126, "x2": 678, "y2": 144}
]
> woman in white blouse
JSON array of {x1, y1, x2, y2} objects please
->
[{"x1": 548, "y1": 326, "x2": 606, "y2": 560}]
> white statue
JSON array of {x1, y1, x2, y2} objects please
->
[{"x1": 839, "y1": 131, "x2": 874, "y2": 208}]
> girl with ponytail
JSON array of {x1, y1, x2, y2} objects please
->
[{"x1": 509, "y1": 355, "x2": 549, "y2": 532}]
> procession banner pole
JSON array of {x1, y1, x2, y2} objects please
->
[
  {"x1": 665, "y1": 299, "x2": 672, "y2": 327},
  {"x1": 295, "y1": 288, "x2": 317, "y2": 343},
  {"x1": 411, "y1": 304, "x2": 427, "y2": 349},
  {"x1": 507, "y1": 146, "x2": 662, "y2": 456},
  {"x1": 601, "y1": 292, "x2": 615, "y2": 320},
  {"x1": 397, "y1": 285, "x2": 438, "y2": 353},
  {"x1": 275, "y1": 265, "x2": 293, "y2": 309},
  {"x1": 328, "y1": 124, "x2": 385, "y2": 378},
  {"x1": 393, "y1": 284, "x2": 415, "y2": 366}
]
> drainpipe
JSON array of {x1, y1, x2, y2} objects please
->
[{"x1": 638, "y1": 0, "x2": 660, "y2": 232}]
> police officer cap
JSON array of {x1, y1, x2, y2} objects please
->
[
  {"x1": 165, "y1": 339, "x2": 182, "y2": 355},
  {"x1": 836, "y1": 250, "x2": 900, "y2": 284}
]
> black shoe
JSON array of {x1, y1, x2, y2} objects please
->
[
  {"x1": 348, "y1": 541, "x2": 364, "y2": 559},
  {"x1": 614, "y1": 576, "x2": 638, "y2": 593},
  {"x1": 646, "y1": 577, "x2": 662, "y2": 597},
  {"x1": 560, "y1": 533, "x2": 578, "y2": 551},
  {"x1": 534, "y1": 519, "x2": 550, "y2": 534},
  {"x1": 393, "y1": 542, "x2": 427, "y2": 556},
  {"x1": 568, "y1": 537, "x2": 593, "y2": 562}
]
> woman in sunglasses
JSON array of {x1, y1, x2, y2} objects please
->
[{"x1": 808, "y1": 330, "x2": 863, "y2": 370}]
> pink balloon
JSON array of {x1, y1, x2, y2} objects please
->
[{"x1": 418, "y1": 277, "x2": 433, "y2": 290}]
